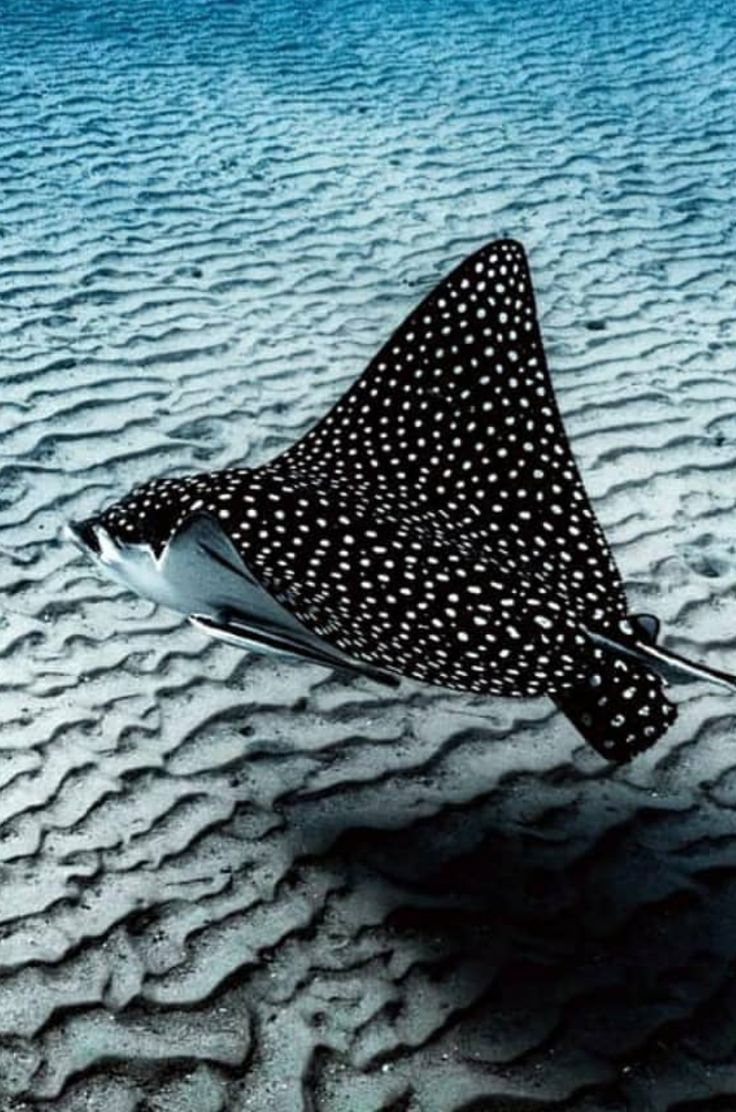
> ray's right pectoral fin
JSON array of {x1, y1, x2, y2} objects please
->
[{"x1": 551, "y1": 650, "x2": 677, "y2": 762}]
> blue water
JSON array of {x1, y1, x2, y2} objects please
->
[
  {"x1": 2, "y1": 1, "x2": 736, "y2": 1108},
  {"x1": 2, "y1": 0, "x2": 735, "y2": 283}
]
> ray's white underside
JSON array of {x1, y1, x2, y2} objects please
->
[{"x1": 67, "y1": 515, "x2": 396, "y2": 685}]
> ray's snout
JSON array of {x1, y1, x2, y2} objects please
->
[{"x1": 66, "y1": 518, "x2": 103, "y2": 557}]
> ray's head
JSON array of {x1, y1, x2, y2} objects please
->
[
  {"x1": 68, "y1": 475, "x2": 188, "y2": 562},
  {"x1": 66, "y1": 473, "x2": 217, "y2": 612},
  {"x1": 66, "y1": 468, "x2": 253, "y2": 610}
]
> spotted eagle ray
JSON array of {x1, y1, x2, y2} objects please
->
[{"x1": 68, "y1": 239, "x2": 736, "y2": 761}]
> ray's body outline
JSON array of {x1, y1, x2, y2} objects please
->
[{"x1": 68, "y1": 238, "x2": 736, "y2": 761}]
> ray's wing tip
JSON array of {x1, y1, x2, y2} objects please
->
[
  {"x1": 456, "y1": 237, "x2": 530, "y2": 284},
  {"x1": 479, "y1": 236, "x2": 528, "y2": 260}
]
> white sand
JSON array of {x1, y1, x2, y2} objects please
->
[{"x1": 1, "y1": 0, "x2": 736, "y2": 1107}]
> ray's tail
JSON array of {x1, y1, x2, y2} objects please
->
[{"x1": 589, "y1": 630, "x2": 736, "y2": 695}]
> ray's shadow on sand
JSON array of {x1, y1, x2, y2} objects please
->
[{"x1": 276, "y1": 741, "x2": 736, "y2": 1110}]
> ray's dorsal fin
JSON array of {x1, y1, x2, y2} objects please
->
[
  {"x1": 631, "y1": 613, "x2": 660, "y2": 644},
  {"x1": 272, "y1": 238, "x2": 628, "y2": 632},
  {"x1": 164, "y1": 513, "x2": 398, "y2": 685}
]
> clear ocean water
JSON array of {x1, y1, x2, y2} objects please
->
[{"x1": 1, "y1": 0, "x2": 736, "y2": 1107}]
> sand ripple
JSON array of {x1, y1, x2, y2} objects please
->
[{"x1": 2, "y1": 0, "x2": 736, "y2": 1107}]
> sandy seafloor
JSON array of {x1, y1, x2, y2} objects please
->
[{"x1": 2, "y1": 0, "x2": 736, "y2": 1108}]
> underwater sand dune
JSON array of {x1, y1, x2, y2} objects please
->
[{"x1": 1, "y1": 0, "x2": 736, "y2": 1107}]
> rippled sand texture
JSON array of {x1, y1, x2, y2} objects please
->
[{"x1": 2, "y1": 0, "x2": 736, "y2": 1107}]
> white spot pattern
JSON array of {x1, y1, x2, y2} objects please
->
[{"x1": 94, "y1": 239, "x2": 676, "y2": 759}]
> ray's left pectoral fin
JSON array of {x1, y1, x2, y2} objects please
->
[
  {"x1": 165, "y1": 513, "x2": 400, "y2": 687},
  {"x1": 551, "y1": 651, "x2": 677, "y2": 762},
  {"x1": 189, "y1": 613, "x2": 400, "y2": 687}
]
